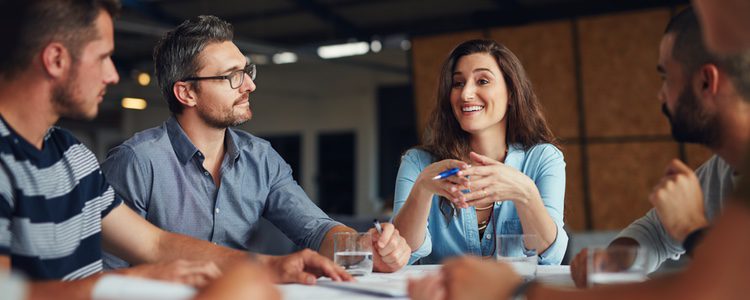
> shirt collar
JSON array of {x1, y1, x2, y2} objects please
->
[
  {"x1": 165, "y1": 117, "x2": 201, "y2": 164},
  {"x1": 504, "y1": 143, "x2": 522, "y2": 168},
  {"x1": 165, "y1": 117, "x2": 241, "y2": 164},
  {"x1": 225, "y1": 128, "x2": 241, "y2": 162}
]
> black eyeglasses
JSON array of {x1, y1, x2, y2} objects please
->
[{"x1": 181, "y1": 64, "x2": 256, "y2": 89}]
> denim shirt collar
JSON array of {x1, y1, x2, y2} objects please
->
[{"x1": 165, "y1": 117, "x2": 241, "y2": 165}]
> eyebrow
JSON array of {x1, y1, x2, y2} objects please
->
[
  {"x1": 453, "y1": 68, "x2": 496, "y2": 76},
  {"x1": 100, "y1": 49, "x2": 114, "y2": 59},
  {"x1": 220, "y1": 64, "x2": 244, "y2": 74},
  {"x1": 218, "y1": 58, "x2": 250, "y2": 75}
]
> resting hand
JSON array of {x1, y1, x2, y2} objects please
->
[
  {"x1": 369, "y1": 223, "x2": 410, "y2": 272},
  {"x1": 194, "y1": 260, "x2": 280, "y2": 300},
  {"x1": 441, "y1": 256, "x2": 522, "y2": 300},
  {"x1": 121, "y1": 259, "x2": 222, "y2": 288},
  {"x1": 265, "y1": 249, "x2": 353, "y2": 284},
  {"x1": 649, "y1": 159, "x2": 708, "y2": 242},
  {"x1": 569, "y1": 249, "x2": 588, "y2": 288},
  {"x1": 408, "y1": 274, "x2": 446, "y2": 300}
]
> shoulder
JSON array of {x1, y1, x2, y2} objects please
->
[
  {"x1": 229, "y1": 128, "x2": 272, "y2": 149},
  {"x1": 104, "y1": 125, "x2": 169, "y2": 167},
  {"x1": 119, "y1": 125, "x2": 170, "y2": 151},
  {"x1": 402, "y1": 148, "x2": 434, "y2": 167},
  {"x1": 696, "y1": 155, "x2": 732, "y2": 175},
  {"x1": 49, "y1": 126, "x2": 82, "y2": 147},
  {"x1": 49, "y1": 127, "x2": 98, "y2": 161},
  {"x1": 522, "y1": 143, "x2": 564, "y2": 162}
]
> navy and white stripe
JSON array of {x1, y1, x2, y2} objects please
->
[{"x1": 0, "y1": 116, "x2": 121, "y2": 280}]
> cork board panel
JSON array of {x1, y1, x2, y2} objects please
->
[
  {"x1": 560, "y1": 143, "x2": 586, "y2": 231},
  {"x1": 588, "y1": 142, "x2": 680, "y2": 230},
  {"x1": 489, "y1": 21, "x2": 579, "y2": 139},
  {"x1": 579, "y1": 9, "x2": 671, "y2": 138},
  {"x1": 411, "y1": 31, "x2": 484, "y2": 137},
  {"x1": 685, "y1": 144, "x2": 715, "y2": 170}
]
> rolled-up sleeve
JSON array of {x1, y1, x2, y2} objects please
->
[
  {"x1": 616, "y1": 209, "x2": 683, "y2": 272},
  {"x1": 392, "y1": 149, "x2": 432, "y2": 264},
  {"x1": 262, "y1": 149, "x2": 341, "y2": 251},
  {"x1": 534, "y1": 145, "x2": 568, "y2": 265}
]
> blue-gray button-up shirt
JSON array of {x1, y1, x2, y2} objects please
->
[{"x1": 101, "y1": 117, "x2": 340, "y2": 261}]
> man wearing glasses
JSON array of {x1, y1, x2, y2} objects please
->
[{"x1": 101, "y1": 15, "x2": 411, "y2": 274}]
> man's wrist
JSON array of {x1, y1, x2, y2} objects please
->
[{"x1": 675, "y1": 216, "x2": 709, "y2": 242}]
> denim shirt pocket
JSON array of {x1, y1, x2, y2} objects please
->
[{"x1": 498, "y1": 218, "x2": 523, "y2": 235}]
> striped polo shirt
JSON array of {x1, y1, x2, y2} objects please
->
[{"x1": 0, "y1": 116, "x2": 121, "y2": 280}]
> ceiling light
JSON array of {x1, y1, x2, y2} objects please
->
[
  {"x1": 135, "y1": 72, "x2": 150, "y2": 86},
  {"x1": 400, "y1": 40, "x2": 412, "y2": 51},
  {"x1": 272, "y1": 52, "x2": 298, "y2": 64},
  {"x1": 121, "y1": 97, "x2": 147, "y2": 110},
  {"x1": 370, "y1": 40, "x2": 382, "y2": 53},
  {"x1": 317, "y1": 41, "x2": 369, "y2": 59}
]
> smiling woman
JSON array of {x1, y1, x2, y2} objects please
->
[{"x1": 392, "y1": 39, "x2": 568, "y2": 265}]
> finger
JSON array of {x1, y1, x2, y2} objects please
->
[
  {"x1": 445, "y1": 175, "x2": 470, "y2": 186},
  {"x1": 203, "y1": 262, "x2": 222, "y2": 279},
  {"x1": 378, "y1": 233, "x2": 400, "y2": 257},
  {"x1": 445, "y1": 184, "x2": 468, "y2": 199},
  {"x1": 461, "y1": 186, "x2": 492, "y2": 203},
  {"x1": 669, "y1": 158, "x2": 692, "y2": 174},
  {"x1": 295, "y1": 270, "x2": 317, "y2": 285},
  {"x1": 441, "y1": 159, "x2": 471, "y2": 170},
  {"x1": 182, "y1": 261, "x2": 222, "y2": 280},
  {"x1": 187, "y1": 274, "x2": 210, "y2": 288},
  {"x1": 377, "y1": 223, "x2": 396, "y2": 248},
  {"x1": 456, "y1": 165, "x2": 495, "y2": 177},
  {"x1": 310, "y1": 254, "x2": 352, "y2": 282},
  {"x1": 469, "y1": 151, "x2": 501, "y2": 166}
]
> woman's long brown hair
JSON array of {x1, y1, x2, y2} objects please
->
[{"x1": 419, "y1": 39, "x2": 559, "y2": 221}]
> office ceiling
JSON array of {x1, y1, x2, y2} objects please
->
[{"x1": 113, "y1": 0, "x2": 687, "y2": 67}]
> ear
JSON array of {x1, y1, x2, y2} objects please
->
[
  {"x1": 696, "y1": 64, "x2": 720, "y2": 99},
  {"x1": 173, "y1": 81, "x2": 197, "y2": 108},
  {"x1": 40, "y1": 42, "x2": 71, "y2": 79}
]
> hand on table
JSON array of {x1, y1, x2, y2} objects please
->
[
  {"x1": 121, "y1": 259, "x2": 222, "y2": 288},
  {"x1": 570, "y1": 248, "x2": 588, "y2": 288},
  {"x1": 194, "y1": 260, "x2": 280, "y2": 300},
  {"x1": 265, "y1": 249, "x2": 353, "y2": 284},
  {"x1": 409, "y1": 256, "x2": 522, "y2": 300}
]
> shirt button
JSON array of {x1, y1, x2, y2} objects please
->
[
  {"x1": 197, "y1": 152, "x2": 203, "y2": 157},
  {"x1": 204, "y1": 171, "x2": 210, "y2": 176},
  {"x1": 485, "y1": 234, "x2": 492, "y2": 239},
  {"x1": 13, "y1": 138, "x2": 18, "y2": 144},
  {"x1": 215, "y1": 208, "x2": 220, "y2": 214}
]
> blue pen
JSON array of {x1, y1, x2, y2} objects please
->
[{"x1": 432, "y1": 167, "x2": 460, "y2": 180}]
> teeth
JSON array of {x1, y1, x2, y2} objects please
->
[{"x1": 462, "y1": 105, "x2": 484, "y2": 112}]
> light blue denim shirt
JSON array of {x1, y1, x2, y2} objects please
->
[
  {"x1": 393, "y1": 144, "x2": 568, "y2": 265},
  {"x1": 101, "y1": 117, "x2": 341, "y2": 268}
]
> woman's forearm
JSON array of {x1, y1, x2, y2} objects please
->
[
  {"x1": 393, "y1": 180, "x2": 435, "y2": 251},
  {"x1": 513, "y1": 178, "x2": 558, "y2": 254}
]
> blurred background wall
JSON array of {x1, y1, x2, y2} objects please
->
[{"x1": 61, "y1": 1, "x2": 712, "y2": 250}]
